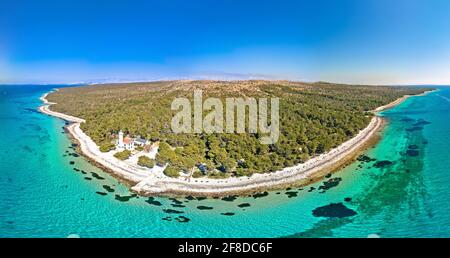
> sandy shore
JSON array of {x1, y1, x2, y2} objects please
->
[{"x1": 38, "y1": 91, "x2": 426, "y2": 197}]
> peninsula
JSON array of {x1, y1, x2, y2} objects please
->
[{"x1": 40, "y1": 80, "x2": 430, "y2": 196}]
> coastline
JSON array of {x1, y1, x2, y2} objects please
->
[{"x1": 38, "y1": 91, "x2": 429, "y2": 197}]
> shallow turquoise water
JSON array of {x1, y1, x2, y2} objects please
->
[{"x1": 0, "y1": 85, "x2": 449, "y2": 238}]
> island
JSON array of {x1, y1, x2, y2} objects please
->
[{"x1": 39, "y1": 80, "x2": 430, "y2": 196}]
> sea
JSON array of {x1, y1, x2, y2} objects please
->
[{"x1": 0, "y1": 84, "x2": 449, "y2": 237}]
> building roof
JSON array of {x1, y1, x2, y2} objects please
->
[
  {"x1": 134, "y1": 137, "x2": 147, "y2": 144},
  {"x1": 123, "y1": 137, "x2": 133, "y2": 144}
]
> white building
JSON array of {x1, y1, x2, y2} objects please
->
[{"x1": 117, "y1": 130, "x2": 135, "y2": 150}]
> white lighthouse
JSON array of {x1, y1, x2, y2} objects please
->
[{"x1": 117, "y1": 130, "x2": 124, "y2": 149}]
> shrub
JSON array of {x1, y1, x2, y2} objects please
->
[
  {"x1": 192, "y1": 170, "x2": 204, "y2": 178},
  {"x1": 163, "y1": 165, "x2": 180, "y2": 178},
  {"x1": 99, "y1": 142, "x2": 115, "y2": 152},
  {"x1": 114, "y1": 150, "x2": 131, "y2": 160},
  {"x1": 138, "y1": 156, "x2": 155, "y2": 168}
]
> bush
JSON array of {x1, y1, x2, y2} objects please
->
[
  {"x1": 114, "y1": 150, "x2": 131, "y2": 160},
  {"x1": 163, "y1": 165, "x2": 180, "y2": 178},
  {"x1": 138, "y1": 156, "x2": 155, "y2": 168},
  {"x1": 192, "y1": 170, "x2": 204, "y2": 178},
  {"x1": 99, "y1": 142, "x2": 115, "y2": 152}
]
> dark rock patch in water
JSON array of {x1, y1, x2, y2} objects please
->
[
  {"x1": 84, "y1": 177, "x2": 92, "y2": 180},
  {"x1": 171, "y1": 204, "x2": 185, "y2": 208},
  {"x1": 162, "y1": 216, "x2": 172, "y2": 221},
  {"x1": 196, "y1": 197, "x2": 207, "y2": 201},
  {"x1": 169, "y1": 198, "x2": 183, "y2": 205},
  {"x1": 91, "y1": 172, "x2": 105, "y2": 180},
  {"x1": 102, "y1": 185, "x2": 115, "y2": 192},
  {"x1": 318, "y1": 178, "x2": 342, "y2": 191},
  {"x1": 145, "y1": 197, "x2": 162, "y2": 206},
  {"x1": 285, "y1": 191, "x2": 298, "y2": 198},
  {"x1": 96, "y1": 191, "x2": 107, "y2": 196},
  {"x1": 401, "y1": 117, "x2": 415, "y2": 122},
  {"x1": 357, "y1": 155, "x2": 376, "y2": 163},
  {"x1": 238, "y1": 203, "x2": 251, "y2": 208},
  {"x1": 312, "y1": 203, "x2": 357, "y2": 218},
  {"x1": 73, "y1": 168, "x2": 80, "y2": 172},
  {"x1": 252, "y1": 191, "x2": 269, "y2": 198},
  {"x1": 406, "y1": 150, "x2": 419, "y2": 157},
  {"x1": 71, "y1": 153, "x2": 80, "y2": 157},
  {"x1": 197, "y1": 205, "x2": 213, "y2": 210},
  {"x1": 413, "y1": 119, "x2": 431, "y2": 126},
  {"x1": 185, "y1": 195, "x2": 195, "y2": 201},
  {"x1": 406, "y1": 126, "x2": 423, "y2": 132},
  {"x1": 408, "y1": 145, "x2": 419, "y2": 149},
  {"x1": 221, "y1": 195, "x2": 238, "y2": 202},
  {"x1": 325, "y1": 173, "x2": 332, "y2": 178},
  {"x1": 114, "y1": 194, "x2": 137, "y2": 202},
  {"x1": 69, "y1": 161, "x2": 75, "y2": 165},
  {"x1": 163, "y1": 209, "x2": 184, "y2": 214},
  {"x1": 374, "y1": 160, "x2": 393, "y2": 168},
  {"x1": 175, "y1": 216, "x2": 190, "y2": 223},
  {"x1": 221, "y1": 212, "x2": 235, "y2": 216},
  {"x1": 308, "y1": 187, "x2": 316, "y2": 192},
  {"x1": 344, "y1": 197, "x2": 352, "y2": 202}
]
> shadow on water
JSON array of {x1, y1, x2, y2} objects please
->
[{"x1": 284, "y1": 116, "x2": 432, "y2": 238}]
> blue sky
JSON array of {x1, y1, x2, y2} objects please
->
[{"x1": 1, "y1": 0, "x2": 450, "y2": 84}]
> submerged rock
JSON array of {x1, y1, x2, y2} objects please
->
[
  {"x1": 237, "y1": 203, "x2": 251, "y2": 208},
  {"x1": 114, "y1": 194, "x2": 137, "y2": 202},
  {"x1": 145, "y1": 197, "x2": 162, "y2": 206},
  {"x1": 406, "y1": 150, "x2": 419, "y2": 157},
  {"x1": 406, "y1": 126, "x2": 423, "y2": 132},
  {"x1": 413, "y1": 119, "x2": 431, "y2": 126},
  {"x1": 252, "y1": 192, "x2": 269, "y2": 198},
  {"x1": 373, "y1": 160, "x2": 393, "y2": 168},
  {"x1": 175, "y1": 216, "x2": 190, "y2": 222},
  {"x1": 221, "y1": 195, "x2": 238, "y2": 202},
  {"x1": 357, "y1": 155, "x2": 376, "y2": 163},
  {"x1": 91, "y1": 172, "x2": 105, "y2": 180},
  {"x1": 221, "y1": 212, "x2": 235, "y2": 216},
  {"x1": 169, "y1": 198, "x2": 183, "y2": 205},
  {"x1": 163, "y1": 209, "x2": 184, "y2": 214},
  {"x1": 318, "y1": 177, "x2": 342, "y2": 191},
  {"x1": 95, "y1": 191, "x2": 107, "y2": 196},
  {"x1": 285, "y1": 191, "x2": 298, "y2": 198},
  {"x1": 312, "y1": 203, "x2": 357, "y2": 218},
  {"x1": 102, "y1": 185, "x2": 115, "y2": 192},
  {"x1": 197, "y1": 205, "x2": 213, "y2": 210}
]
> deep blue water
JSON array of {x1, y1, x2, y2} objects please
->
[{"x1": 0, "y1": 84, "x2": 449, "y2": 237}]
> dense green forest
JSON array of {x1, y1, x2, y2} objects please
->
[{"x1": 48, "y1": 80, "x2": 427, "y2": 177}]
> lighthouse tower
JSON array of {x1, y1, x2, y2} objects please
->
[{"x1": 118, "y1": 130, "x2": 124, "y2": 149}]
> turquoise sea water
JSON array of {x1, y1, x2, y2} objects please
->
[{"x1": 0, "y1": 84, "x2": 449, "y2": 238}]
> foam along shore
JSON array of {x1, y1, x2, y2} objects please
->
[{"x1": 38, "y1": 91, "x2": 425, "y2": 197}]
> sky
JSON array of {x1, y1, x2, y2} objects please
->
[{"x1": 1, "y1": 0, "x2": 450, "y2": 85}]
